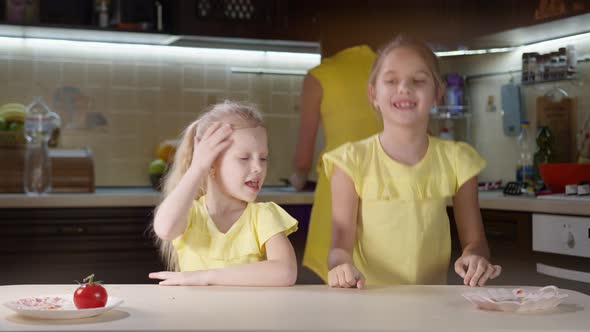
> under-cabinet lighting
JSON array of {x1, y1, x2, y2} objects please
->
[
  {"x1": 435, "y1": 47, "x2": 518, "y2": 57},
  {"x1": 435, "y1": 30, "x2": 590, "y2": 57},
  {"x1": 230, "y1": 67, "x2": 307, "y2": 75}
]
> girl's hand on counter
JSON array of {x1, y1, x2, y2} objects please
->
[
  {"x1": 454, "y1": 255, "x2": 502, "y2": 287},
  {"x1": 149, "y1": 271, "x2": 209, "y2": 286},
  {"x1": 328, "y1": 263, "x2": 365, "y2": 289}
]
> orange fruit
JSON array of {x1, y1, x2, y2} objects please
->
[{"x1": 156, "y1": 140, "x2": 177, "y2": 163}]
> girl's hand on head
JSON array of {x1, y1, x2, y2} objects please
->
[
  {"x1": 149, "y1": 271, "x2": 209, "y2": 286},
  {"x1": 454, "y1": 255, "x2": 502, "y2": 287},
  {"x1": 191, "y1": 122, "x2": 233, "y2": 173},
  {"x1": 328, "y1": 263, "x2": 365, "y2": 289}
]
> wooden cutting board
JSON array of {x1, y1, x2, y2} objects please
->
[
  {"x1": 536, "y1": 96, "x2": 577, "y2": 163},
  {"x1": 0, "y1": 147, "x2": 95, "y2": 193}
]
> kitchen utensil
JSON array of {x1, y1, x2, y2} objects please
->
[
  {"x1": 536, "y1": 93, "x2": 577, "y2": 162},
  {"x1": 503, "y1": 182, "x2": 523, "y2": 195},
  {"x1": 501, "y1": 84, "x2": 522, "y2": 137}
]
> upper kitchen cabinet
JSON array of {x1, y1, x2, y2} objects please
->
[
  {"x1": 313, "y1": 0, "x2": 590, "y2": 56},
  {"x1": 0, "y1": 0, "x2": 173, "y2": 33},
  {"x1": 169, "y1": 0, "x2": 319, "y2": 42}
]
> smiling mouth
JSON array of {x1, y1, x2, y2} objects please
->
[
  {"x1": 393, "y1": 101, "x2": 417, "y2": 110},
  {"x1": 245, "y1": 180, "x2": 260, "y2": 191}
]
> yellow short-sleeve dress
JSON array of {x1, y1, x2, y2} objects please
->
[
  {"x1": 323, "y1": 134, "x2": 486, "y2": 286},
  {"x1": 172, "y1": 196, "x2": 298, "y2": 272},
  {"x1": 303, "y1": 45, "x2": 382, "y2": 281}
]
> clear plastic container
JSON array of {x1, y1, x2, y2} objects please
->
[
  {"x1": 445, "y1": 73, "x2": 464, "y2": 115},
  {"x1": 566, "y1": 45, "x2": 577, "y2": 78},
  {"x1": 23, "y1": 97, "x2": 60, "y2": 195}
]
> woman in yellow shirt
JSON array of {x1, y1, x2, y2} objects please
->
[
  {"x1": 150, "y1": 101, "x2": 298, "y2": 286},
  {"x1": 290, "y1": 45, "x2": 382, "y2": 282},
  {"x1": 324, "y1": 36, "x2": 502, "y2": 288}
]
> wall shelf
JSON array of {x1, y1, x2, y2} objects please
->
[{"x1": 430, "y1": 112, "x2": 472, "y2": 120}]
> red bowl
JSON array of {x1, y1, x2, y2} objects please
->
[{"x1": 538, "y1": 163, "x2": 590, "y2": 193}]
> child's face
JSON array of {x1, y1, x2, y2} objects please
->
[
  {"x1": 369, "y1": 47, "x2": 437, "y2": 129},
  {"x1": 214, "y1": 126, "x2": 268, "y2": 202}
]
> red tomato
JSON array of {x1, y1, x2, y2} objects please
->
[{"x1": 73, "y1": 274, "x2": 108, "y2": 309}]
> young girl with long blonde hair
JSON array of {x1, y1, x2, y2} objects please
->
[{"x1": 150, "y1": 101, "x2": 298, "y2": 286}]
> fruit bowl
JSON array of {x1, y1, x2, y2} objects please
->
[
  {"x1": 0, "y1": 129, "x2": 25, "y2": 147},
  {"x1": 539, "y1": 163, "x2": 590, "y2": 193}
]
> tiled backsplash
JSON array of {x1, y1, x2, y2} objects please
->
[{"x1": 0, "y1": 38, "x2": 320, "y2": 186}]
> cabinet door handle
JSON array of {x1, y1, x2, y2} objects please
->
[{"x1": 58, "y1": 226, "x2": 87, "y2": 235}]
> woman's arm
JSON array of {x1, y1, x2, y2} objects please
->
[
  {"x1": 149, "y1": 232, "x2": 297, "y2": 286},
  {"x1": 453, "y1": 176, "x2": 501, "y2": 286},
  {"x1": 290, "y1": 74, "x2": 322, "y2": 190},
  {"x1": 327, "y1": 166, "x2": 364, "y2": 288}
]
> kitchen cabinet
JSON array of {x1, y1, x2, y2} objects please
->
[
  {"x1": 447, "y1": 208, "x2": 590, "y2": 294},
  {"x1": 448, "y1": 208, "x2": 532, "y2": 256},
  {"x1": 170, "y1": 0, "x2": 319, "y2": 42},
  {"x1": 1, "y1": 1, "x2": 588, "y2": 51},
  {"x1": 0, "y1": 203, "x2": 314, "y2": 285},
  {"x1": 0, "y1": 207, "x2": 164, "y2": 285},
  {"x1": 315, "y1": 0, "x2": 590, "y2": 56},
  {"x1": 447, "y1": 208, "x2": 534, "y2": 287},
  {"x1": 0, "y1": 0, "x2": 173, "y2": 33}
]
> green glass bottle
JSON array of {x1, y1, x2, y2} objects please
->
[{"x1": 533, "y1": 126, "x2": 555, "y2": 189}]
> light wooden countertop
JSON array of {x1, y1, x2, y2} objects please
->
[
  {"x1": 0, "y1": 187, "x2": 315, "y2": 208},
  {"x1": 0, "y1": 189, "x2": 589, "y2": 217},
  {"x1": 1, "y1": 284, "x2": 589, "y2": 332},
  {"x1": 475, "y1": 191, "x2": 590, "y2": 216}
]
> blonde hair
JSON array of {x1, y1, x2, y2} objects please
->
[
  {"x1": 368, "y1": 35, "x2": 444, "y2": 98},
  {"x1": 155, "y1": 100, "x2": 264, "y2": 271}
]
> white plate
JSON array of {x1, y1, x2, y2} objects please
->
[
  {"x1": 3, "y1": 294, "x2": 123, "y2": 320},
  {"x1": 462, "y1": 286, "x2": 568, "y2": 313}
]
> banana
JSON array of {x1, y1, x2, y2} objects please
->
[
  {"x1": 0, "y1": 103, "x2": 26, "y2": 122},
  {"x1": 0, "y1": 103, "x2": 26, "y2": 110}
]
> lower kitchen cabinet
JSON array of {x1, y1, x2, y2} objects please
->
[
  {"x1": 0, "y1": 207, "x2": 164, "y2": 285},
  {"x1": 0, "y1": 204, "x2": 315, "y2": 285},
  {"x1": 447, "y1": 208, "x2": 535, "y2": 287},
  {"x1": 448, "y1": 208, "x2": 532, "y2": 257}
]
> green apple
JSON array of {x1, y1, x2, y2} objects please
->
[{"x1": 149, "y1": 159, "x2": 167, "y2": 175}]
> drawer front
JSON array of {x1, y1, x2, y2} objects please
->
[{"x1": 533, "y1": 213, "x2": 590, "y2": 258}]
